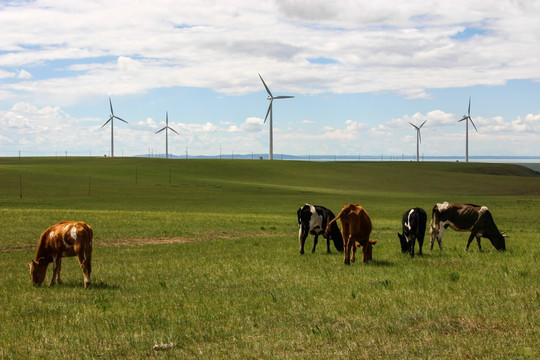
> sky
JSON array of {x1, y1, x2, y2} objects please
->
[{"x1": 1, "y1": 0, "x2": 539, "y2": 159}]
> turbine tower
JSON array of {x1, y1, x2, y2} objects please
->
[
  {"x1": 458, "y1": 97, "x2": 478, "y2": 163},
  {"x1": 101, "y1": 97, "x2": 127, "y2": 157},
  {"x1": 155, "y1": 111, "x2": 180, "y2": 159},
  {"x1": 409, "y1": 120, "x2": 427, "y2": 162},
  {"x1": 258, "y1": 74, "x2": 294, "y2": 160}
]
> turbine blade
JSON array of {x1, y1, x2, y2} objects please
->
[
  {"x1": 166, "y1": 111, "x2": 168, "y2": 124},
  {"x1": 273, "y1": 96, "x2": 294, "y2": 99},
  {"x1": 109, "y1": 97, "x2": 114, "y2": 115},
  {"x1": 458, "y1": 116, "x2": 467, "y2": 122},
  {"x1": 114, "y1": 116, "x2": 128, "y2": 124},
  {"x1": 264, "y1": 101, "x2": 272, "y2": 123},
  {"x1": 258, "y1": 73, "x2": 273, "y2": 97},
  {"x1": 101, "y1": 117, "x2": 112, "y2": 128},
  {"x1": 419, "y1": 120, "x2": 427, "y2": 128},
  {"x1": 155, "y1": 127, "x2": 166, "y2": 134},
  {"x1": 169, "y1": 127, "x2": 180, "y2": 135},
  {"x1": 468, "y1": 97, "x2": 471, "y2": 116},
  {"x1": 409, "y1": 122, "x2": 419, "y2": 130},
  {"x1": 469, "y1": 118, "x2": 478, "y2": 132}
]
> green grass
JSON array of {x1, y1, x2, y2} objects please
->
[{"x1": 0, "y1": 157, "x2": 539, "y2": 359}]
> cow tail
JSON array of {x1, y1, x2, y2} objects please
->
[
  {"x1": 325, "y1": 208, "x2": 344, "y2": 235},
  {"x1": 429, "y1": 205, "x2": 438, "y2": 235},
  {"x1": 85, "y1": 225, "x2": 93, "y2": 272}
]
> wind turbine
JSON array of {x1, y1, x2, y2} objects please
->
[
  {"x1": 101, "y1": 97, "x2": 127, "y2": 157},
  {"x1": 258, "y1": 74, "x2": 294, "y2": 160},
  {"x1": 409, "y1": 120, "x2": 427, "y2": 162},
  {"x1": 458, "y1": 96, "x2": 478, "y2": 163},
  {"x1": 155, "y1": 111, "x2": 179, "y2": 159}
]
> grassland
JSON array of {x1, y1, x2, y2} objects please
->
[{"x1": 0, "y1": 157, "x2": 539, "y2": 359}]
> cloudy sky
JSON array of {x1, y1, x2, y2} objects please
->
[{"x1": 1, "y1": 0, "x2": 539, "y2": 159}]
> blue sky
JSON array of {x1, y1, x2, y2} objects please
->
[{"x1": 1, "y1": 0, "x2": 539, "y2": 159}]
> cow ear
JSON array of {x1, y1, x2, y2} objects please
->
[{"x1": 37, "y1": 257, "x2": 47, "y2": 265}]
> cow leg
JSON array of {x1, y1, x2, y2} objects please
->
[
  {"x1": 51, "y1": 256, "x2": 61, "y2": 286},
  {"x1": 343, "y1": 230, "x2": 351, "y2": 265},
  {"x1": 430, "y1": 224, "x2": 444, "y2": 250},
  {"x1": 430, "y1": 231, "x2": 436, "y2": 250},
  {"x1": 326, "y1": 236, "x2": 331, "y2": 253},
  {"x1": 78, "y1": 251, "x2": 91, "y2": 288},
  {"x1": 408, "y1": 235, "x2": 416, "y2": 258},
  {"x1": 311, "y1": 234, "x2": 319, "y2": 253},
  {"x1": 351, "y1": 240, "x2": 357, "y2": 263},
  {"x1": 476, "y1": 235, "x2": 483, "y2": 252},
  {"x1": 417, "y1": 237, "x2": 424, "y2": 256},
  {"x1": 298, "y1": 226, "x2": 308, "y2": 255},
  {"x1": 465, "y1": 232, "x2": 476, "y2": 251},
  {"x1": 436, "y1": 226, "x2": 444, "y2": 250}
]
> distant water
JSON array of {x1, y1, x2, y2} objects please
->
[{"x1": 194, "y1": 154, "x2": 540, "y2": 164}]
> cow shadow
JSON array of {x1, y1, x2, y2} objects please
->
[
  {"x1": 47, "y1": 280, "x2": 120, "y2": 290},
  {"x1": 368, "y1": 259, "x2": 394, "y2": 267}
]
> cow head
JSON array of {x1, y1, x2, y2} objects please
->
[
  {"x1": 397, "y1": 232, "x2": 408, "y2": 253},
  {"x1": 487, "y1": 231, "x2": 507, "y2": 251},
  {"x1": 28, "y1": 257, "x2": 52, "y2": 286},
  {"x1": 330, "y1": 230, "x2": 344, "y2": 252}
]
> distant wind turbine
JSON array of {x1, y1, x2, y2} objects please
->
[
  {"x1": 258, "y1": 74, "x2": 294, "y2": 160},
  {"x1": 409, "y1": 120, "x2": 427, "y2": 162},
  {"x1": 155, "y1": 111, "x2": 180, "y2": 159},
  {"x1": 101, "y1": 97, "x2": 127, "y2": 157},
  {"x1": 458, "y1": 97, "x2": 478, "y2": 163}
]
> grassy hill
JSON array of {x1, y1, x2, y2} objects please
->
[
  {"x1": 1, "y1": 157, "x2": 538, "y2": 247},
  {"x1": 0, "y1": 158, "x2": 539, "y2": 359}
]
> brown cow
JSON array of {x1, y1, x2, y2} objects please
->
[
  {"x1": 325, "y1": 204, "x2": 376, "y2": 265},
  {"x1": 29, "y1": 221, "x2": 93, "y2": 288}
]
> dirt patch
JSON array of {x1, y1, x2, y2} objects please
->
[{"x1": 0, "y1": 231, "x2": 283, "y2": 253}]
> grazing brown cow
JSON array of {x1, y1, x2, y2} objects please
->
[
  {"x1": 325, "y1": 204, "x2": 376, "y2": 265},
  {"x1": 29, "y1": 221, "x2": 93, "y2": 288}
]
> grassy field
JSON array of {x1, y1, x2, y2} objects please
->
[{"x1": 0, "y1": 157, "x2": 539, "y2": 359}]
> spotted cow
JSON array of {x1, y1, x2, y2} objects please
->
[
  {"x1": 29, "y1": 221, "x2": 93, "y2": 288},
  {"x1": 297, "y1": 204, "x2": 344, "y2": 254},
  {"x1": 430, "y1": 202, "x2": 506, "y2": 251},
  {"x1": 397, "y1": 207, "x2": 427, "y2": 258}
]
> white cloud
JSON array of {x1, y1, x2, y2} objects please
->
[
  {"x1": 0, "y1": 0, "x2": 539, "y2": 101},
  {"x1": 240, "y1": 117, "x2": 264, "y2": 132},
  {"x1": 0, "y1": 1, "x2": 539, "y2": 157}
]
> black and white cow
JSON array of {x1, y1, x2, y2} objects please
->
[
  {"x1": 397, "y1": 207, "x2": 427, "y2": 257},
  {"x1": 297, "y1": 204, "x2": 344, "y2": 254},
  {"x1": 430, "y1": 202, "x2": 507, "y2": 251}
]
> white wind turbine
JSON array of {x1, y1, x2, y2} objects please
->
[
  {"x1": 409, "y1": 120, "x2": 427, "y2": 162},
  {"x1": 258, "y1": 74, "x2": 294, "y2": 160},
  {"x1": 101, "y1": 97, "x2": 127, "y2": 157},
  {"x1": 458, "y1": 96, "x2": 478, "y2": 163},
  {"x1": 155, "y1": 111, "x2": 180, "y2": 159}
]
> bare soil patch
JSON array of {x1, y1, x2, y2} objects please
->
[{"x1": 0, "y1": 231, "x2": 283, "y2": 253}]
